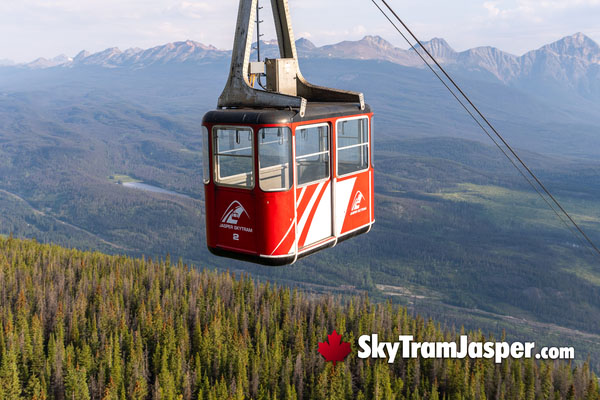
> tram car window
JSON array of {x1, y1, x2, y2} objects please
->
[
  {"x1": 295, "y1": 124, "x2": 330, "y2": 186},
  {"x1": 259, "y1": 127, "x2": 292, "y2": 191},
  {"x1": 213, "y1": 127, "x2": 254, "y2": 188}
]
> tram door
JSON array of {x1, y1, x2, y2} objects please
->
[
  {"x1": 334, "y1": 116, "x2": 371, "y2": 236},
  {"x1": 211, "y1": 126, "x2": 257, "y2": 253},
  {"x1": 294, "y1": 123, "x2": 333, "y2": 248}
]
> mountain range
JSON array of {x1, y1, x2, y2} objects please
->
[
  {"x1": 20, "y1": 40, "x2": 228, "y2": 69},
  {"x1": 311, "y1": 33, "x2": 600, "y2": 86},
  {"x1": 7, "y1": 32, "x2": 600, "y2": 103}
]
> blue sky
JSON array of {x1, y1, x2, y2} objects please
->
[{"x1": 1, "y1": 0, "x2": 599, "y2": 62}]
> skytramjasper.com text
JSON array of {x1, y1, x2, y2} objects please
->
[{"x1": 357, "y1": 335, "x2": 574, "y2": 364}]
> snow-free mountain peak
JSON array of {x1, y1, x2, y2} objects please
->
[
  {"x1": 361, "y1": 35, "x2": 396, "y2": 51},
  {"x1": 537, "y1": 32, "x2": 600, "y2": 64},
  {"x1": 419, "y1": 37, "x2": 456, "y2": 60},
  {"x1": 296, "y1": 37, "x2": 316, "y2": 51}
]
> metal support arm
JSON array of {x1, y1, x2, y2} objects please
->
[{"x1": 218, "y1": 0, "x2": 365, "y2": 117}]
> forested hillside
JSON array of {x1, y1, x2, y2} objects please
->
[{"x1": 0, "y1": 236, "x2": 598, "y2": 399}]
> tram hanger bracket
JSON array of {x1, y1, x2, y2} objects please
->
[{"x1": 218, "y1": 0, "x2": 366, "y2": 117}]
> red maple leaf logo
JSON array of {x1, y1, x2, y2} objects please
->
[{"x1": 318, "y1": 330, "x2": 351, "y2": 366}]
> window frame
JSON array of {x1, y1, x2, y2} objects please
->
[
  {"x1": 335, "y1": 116, "x2": 370, "y2": 178},
  {"x1": 202, "y1": 125, "x2": 210, "y2": 184},
  {"x1": 258, "y1": 126, "x2": 293, "y2": 192},
  {"x1": 294, "y1": 122, "x2": 331, "y2": 188},
  {"x1": 212, "y1": 125, "x2": 255, "y2": 190}
]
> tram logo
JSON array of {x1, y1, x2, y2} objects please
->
[
  {"x1": 220, "y1": 201, "x2": 253, "y2": 233},
  {"x1": 350, "y1": 191, "x2": 367, "y2": 216},
  {"x1": 221, "y1": 201, "x2": 250, "y2": 225}
]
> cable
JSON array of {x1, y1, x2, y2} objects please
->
[
  {"x1": 371, "y1": 0, "x2": 600, "y2": 259},
  {"x1": 254, "y1": 0, "x2": 268, "y2": 90},
  {"x1": 378, "y1": 0, "x2": 600, "y2": 258},
  {"x1": 370, "y1": 0, "x2": 596, "y2": 257},
  {"x1": 370, "y1": 0, "x2": 594, "y2": 257}
]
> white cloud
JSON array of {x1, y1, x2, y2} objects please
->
[
  {"x1": 481, "y1": 0, "x2": 600, "y2": 21},
  {"x1": 483, "y1": 2, "x2": 501, "y2": 17},
  {"x1": 165, "y1": 1, "x2": 217, "y2": 19},
  {"x1": 353, "y1": 25, "x2": 368, "y2": 36},
  {"x1": 297, "y1": 32, "x2": 313, "y2": 39},
  {"x1": 0, "y1": 0, "x2": 599, "y2": 62},
  {"x1": 423, "y1": 0, "x2": 600, "y2": 54}
]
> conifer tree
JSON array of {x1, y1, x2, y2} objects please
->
[
  {"x1": 1, "y1": 347, "x2": 22, "y2": 400},
  {"x1": 64, "y1": 366, "x2": 90, "y2": 400}
]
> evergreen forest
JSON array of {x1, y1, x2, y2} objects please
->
[{"x1": 0, "y1": 236, "x2": 598, "y2": 400}]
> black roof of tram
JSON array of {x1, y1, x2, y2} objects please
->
[{"x1": 202, "y1": 102, "x2": 372, "y2": 125}]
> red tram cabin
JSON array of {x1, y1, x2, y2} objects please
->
[
  {"x1": 203, "y1": 0, "x2": 374, "y2": 265},
  {"x1": 202, "y1": 104, "x2": 374, "y2": 265}
]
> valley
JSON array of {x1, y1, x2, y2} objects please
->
[{"x1": 1, "y1": 34, "x2": 599, "y2": 370}]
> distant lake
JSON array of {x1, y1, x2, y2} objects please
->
[{"x1": 121, "y1": 182, "x2": 191, "y2": 198}]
